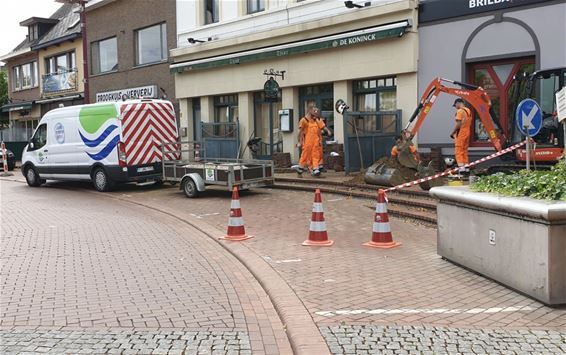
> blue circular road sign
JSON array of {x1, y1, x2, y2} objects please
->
[{"x1": 515, "y1": 98, "x2": 542, "y2": 137}]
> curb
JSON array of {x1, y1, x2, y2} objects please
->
[{"x1": 82, "y1": 188, "x2": 330, "y2": 355}]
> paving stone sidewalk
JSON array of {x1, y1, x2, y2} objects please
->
[
  {"x1": 1, "y1": 180, "x2": 292, "y2": 355},
  {"x1": 320, "y1": 325, "x2": 566, "y2": 355}
]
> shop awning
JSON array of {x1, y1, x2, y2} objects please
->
[
  {"x1": 35, "y1": 94, "x2": 83, "y2": 104},
  {"x1": 1, "y1": 102, "x2": 33, "y2": 113},
  {"x1": 171, "y1": 20, "x2": 411, "y2": 73}
]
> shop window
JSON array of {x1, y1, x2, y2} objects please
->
[
  {"x1": 204, "y1": 0, "x2": 219, "y2": 24},
  {"x1": 352, "y1": 76, "x2": 397, "y2": 133},
  {"x1": 213, "y1": 94, "x2": 238, "y2": 136},
  {"x1": 468, "y1": 58, "x2": 535, "y2": 146},
  {"x1": 12, "y1": 61, "x2": 38, "y2": 91},
  {"x1": 45, "y1": 51, "x2": 75, "y2": 74},
  {"x1": 135, "y1": 23, "x2": 167, "y2": 66},
  {"x1": 91, "y1": 37, "x2": 118, "y2": 75},
  {"x1": 247, "y1": 0, "x2": 265, "y2": 14}
]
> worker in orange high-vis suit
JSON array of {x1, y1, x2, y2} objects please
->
[
  {"x1": 450, "y1": 98, "x2": 472, "y2": 172},
  {"x1": 293, "y1": 107, "x2": 327, "y2": 176}
]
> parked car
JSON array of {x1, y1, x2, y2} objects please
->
[{"x1": 1, "y1": 148, "x2": 16, "y2": 171}]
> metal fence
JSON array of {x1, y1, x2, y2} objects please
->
[{"x1": 0, "y1": 127, "x2": 33, "y2": 142}]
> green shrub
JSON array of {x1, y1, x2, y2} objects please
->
[{"x1": 471, "y1": 161, "x2": 566, "y2": 201}]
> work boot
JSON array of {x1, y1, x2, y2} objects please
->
[
  {"x1": 292, "y1": 165, "x2": 304, "y2": 175},
  {"x1": 312, "y1": 169, "x2": 321, "y2": 177}
]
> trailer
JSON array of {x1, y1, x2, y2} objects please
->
[{"x1": 161, "y1": 141, "x2": 274, "y2": 197}]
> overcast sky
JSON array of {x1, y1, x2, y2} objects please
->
[{"x1": 0, "y1": 0, "x2": 62, "y2": 61}]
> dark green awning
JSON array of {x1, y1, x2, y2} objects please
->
[
  {"x1": 1, "y1": 102, "x2": 33, "y2": 113},
  {"x1": 171, "y1": 20, "x2": 411, "y2": 73}
]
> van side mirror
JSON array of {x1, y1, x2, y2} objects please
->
[{"x1": 29, "y1": 142, "x2": 34, "y2": 149}]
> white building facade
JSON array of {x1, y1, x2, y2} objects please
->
[{"x1": 171, "y1": 0, "x2": 419, "y2": 170}]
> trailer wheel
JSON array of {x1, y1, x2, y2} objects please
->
[
  {"x1": 183, "y1": 178, "x2": 198, "y2": 198},
  {"x1": 92, "y1": 167, "x2": 114, "y2": 192}
]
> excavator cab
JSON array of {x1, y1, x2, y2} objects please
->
[{"x1": 508, "y1": 68, "x2": 565, "y2": 162}]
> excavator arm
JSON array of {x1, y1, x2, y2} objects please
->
[{"x1": 405, "y1": 77, "x2": 505, "y2": 151}]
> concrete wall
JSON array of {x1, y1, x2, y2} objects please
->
[
  {"x1": 431, "y1": 186, "x2": 566, "y2": 305},
  {"x1": 86, "y1": 0, "x2": 177, "y2": 105},
  {"x1": 417, "y1": 2, "x2": 566, "y2": 148}
]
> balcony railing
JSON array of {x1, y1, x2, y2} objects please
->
[{"x1": 42, "y1": 69, "x2": 78, "y2": 96}]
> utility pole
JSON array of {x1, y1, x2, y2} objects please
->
[{"x1": 56, "y1": 0, "x2": 89, "y2": 103}]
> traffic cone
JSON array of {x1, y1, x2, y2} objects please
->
[
  {"x1": 220, "y1": 186, "x2": 253, "y2": 241},
  {"x1": 302, "y1": 189, "x2": 334, "y2": 246},
  {"x1": 363, "y1": 189, "x2": 401, "y2": 249}
]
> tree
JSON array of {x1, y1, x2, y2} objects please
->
[{"x1": 0, "y1": 69, "x2": 8, "y2": 128}]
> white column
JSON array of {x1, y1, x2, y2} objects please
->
[
  {"x1": 333, "y1": 80, "x2": 352, "y2": 146},
  {"x1": 200, "y1": 96, "x2": 214, "y2": 123},
  {"x1": 238, "y1": 92, "x2": 254, "y2": 159}
]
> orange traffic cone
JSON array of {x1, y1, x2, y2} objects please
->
[
  {"x1": 363, "y1": 189, "x2": 401, "y2": 249},
  {"x1": 220, "y1": 186, "x2": 253, "y2": 241},
  {"x1": 302, "y1": 189, "x2": 334, "y2": 246}
]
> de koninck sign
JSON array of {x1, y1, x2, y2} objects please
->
[{"x1": 170, "y1": 20, "x2": 411, "y2": 73}]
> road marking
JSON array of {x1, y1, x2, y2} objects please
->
[
  {"x1": 189, "y1": 212, "x2": 220, "y2": 219},
  {"x1": 328, "y1": 198, "x2": 345, "y2": 202},
  {"x1": 315, "y1": 306, "x2": 536, "y2": 317},
  {"x1": 262, "y1": 256, "x2": 302, "y2": 264}
]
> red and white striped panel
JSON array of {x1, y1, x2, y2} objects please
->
[{"x1": 120, "y1": 102, "x2": 179, "y2": 166}]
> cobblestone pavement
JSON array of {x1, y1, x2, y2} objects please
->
[
  {"x1": 101, "y1": 184, "x2": 566, "y2": 330},
  {"x1": 320, "y1": 325, "x2": 566, "y2": 355},
  {"x1": 0, "y1": 329, "x2": 251, "y2": 354},
  {"x1": 0, "y1": 180, "x2": 292, "y2": 354}
]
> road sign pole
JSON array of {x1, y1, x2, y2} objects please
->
[{"x1": 524, "y1": 129, "x2": 530, "y2": 171}]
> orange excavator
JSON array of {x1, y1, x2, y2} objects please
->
[{"x1": 365, "y1": 71, "x2": 565, "y2": 187}]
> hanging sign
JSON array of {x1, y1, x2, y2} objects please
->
[{"x1": 264, "y1": 77, "x2": 280, "y2": 102}]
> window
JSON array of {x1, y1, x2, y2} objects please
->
[
  {"x1": 135, "y1": 23, "x2": 167, "y2": 66},
  {"x1": 214, "y1": 94, "x2": 238, "y2": 123},
  {"x1": 468, "y1": 58, "x2": 535, "y2": 145},
  {"x1": 91, "y1": 37, "x2": 118, "y2": 75},
  {"x1": 204, "y1": 0, "x2": 219, "y2": 24},
  {"x1": 247, "y1": 0, "x2": 265, "y2": 14},
  {"x1": 28, "y1": 25, "x2": 38, "y2": 41},
  {"x1": 30, "y1": 124, "x2": 47, "y2": 151},
  {"x1": 45, "y1": 51, "x2": 75, "y2": 74},
  {"x1": 12, "y1": 62, "x2": 38, "y2": 91},
  {"x1": 352, "y1": 77, "x2": 397, "y2": 133}
]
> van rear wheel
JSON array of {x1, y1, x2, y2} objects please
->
[
  {"x1": 25, "y1": 166, "x2": 42, "y2": 187},
  {"x1": 92, "y1": 167, "x2": 114, "y2": 192}
]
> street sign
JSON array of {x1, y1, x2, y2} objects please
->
[
  {"x1": 516, "y1": 98, "x2": 543, "y2": 137},
  {"x1": 556, "y1": 86, "x2": 566, "y2": 123}
]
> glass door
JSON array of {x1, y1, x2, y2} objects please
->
[{"x1": 299, "y1": 84, "x2": 334, "y2": 135}]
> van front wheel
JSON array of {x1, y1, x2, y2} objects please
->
[
  {"x1": 92, "y1": 167, "x2": 114, "y2": 192},
  {"x1": 25, "y1": 166, "x2": 42, "y2": 187}
]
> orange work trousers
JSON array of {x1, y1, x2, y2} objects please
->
[
  {"x1": 455, "y1": 134, "x2": 470, "y2": 165},
  {"x1": 299, "y1": 140, "x2": 323, "y2": 169}
]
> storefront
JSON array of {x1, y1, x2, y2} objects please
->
[
  {"x1": 171, "y1": 0, "x2": 419, "y2": 168},
  {"x1": 417, "y1": 0, "x2": 566, "y2": 158}
]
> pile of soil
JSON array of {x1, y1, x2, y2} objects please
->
[{"x1": 346, "y1": 157, "x2": 418, "y2": 184}]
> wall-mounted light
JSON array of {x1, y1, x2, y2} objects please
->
[
  {"x1": 188, "y1": 37, "x2": 213, "y2": 44},
  {"x1": 344, "y1": 1, "x2": 371, "y2": 9}
]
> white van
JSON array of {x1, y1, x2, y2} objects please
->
[{"x1": 22, "y1": 99, "x2": 179, "y2": 191}]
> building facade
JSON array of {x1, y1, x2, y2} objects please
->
[
  {"x1": 171, "y1": 0, "x2": 419, "y2": 169},
  {"x1": 85, "y1": 0, "x2": 177, "y2": 117},
  {"x1": 0, "y1": 3, "x2": 84, "y2": 149},
  {"x1": 417, "y1": 0, "x2": 566, "y2": 158}
]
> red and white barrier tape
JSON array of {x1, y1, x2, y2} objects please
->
[{"x1": 384, "y1": 140, "x2": 527, "y2": 193}]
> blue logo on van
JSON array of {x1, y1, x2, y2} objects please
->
[
  {"x1": 78, "y1": 105, "x2": 120, "y2": 161},
  {"x1": 54, "y1": 123, "x2": 65, "y2": 144}
]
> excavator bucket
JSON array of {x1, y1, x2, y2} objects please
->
[
  {"x1": 417, "y1": 161, "x2": 444, "y2": 190},
  {"x1": 364, "y1": 157, "x2": 417, "y2": 187}
]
